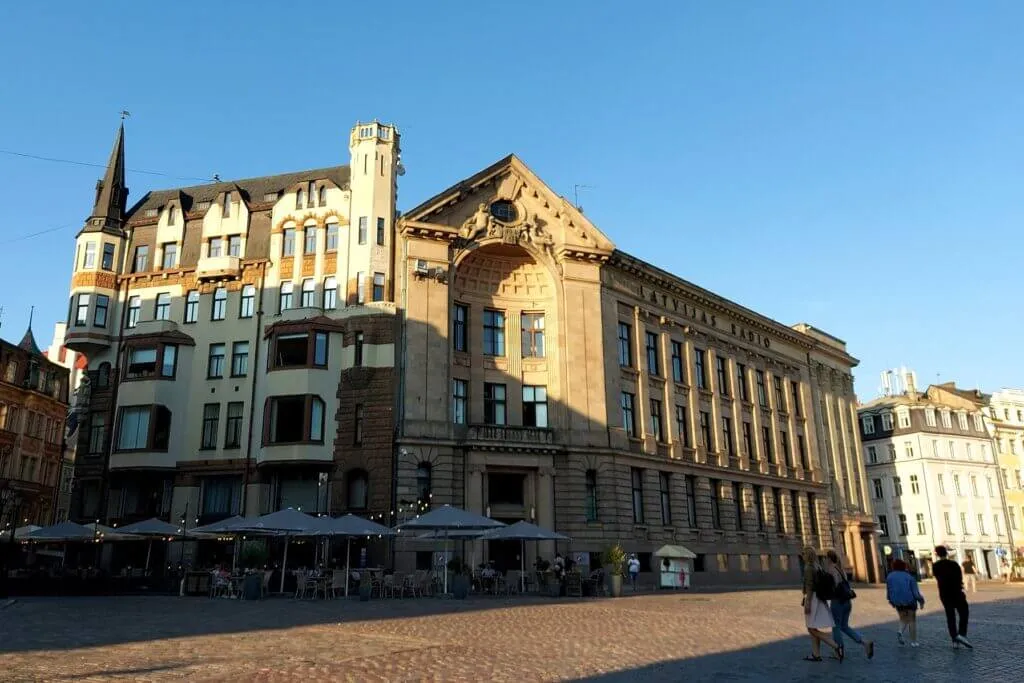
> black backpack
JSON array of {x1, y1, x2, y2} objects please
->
[{"x1": 813, "y1": 568, "x2": 835, "y2": 601}]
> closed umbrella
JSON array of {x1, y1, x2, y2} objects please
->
[
  {"x1": 480, "y1": 521, "x2": 569, "y2": 593},
  {"x1": 398, "y1": 505, "x2": 504, "y2": 594},
  {"x1": 118, "y1": 518, "x2": 183, "y2": 571},
  {"x1": 318, "y1": 514, "x2": 394, "y2": 596}
]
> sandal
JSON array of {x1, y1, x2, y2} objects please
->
[{"x1": 803, "y1": 655, "x2": 823, "y2": 662}]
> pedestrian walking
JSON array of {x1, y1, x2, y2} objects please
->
[
  {"x1": 1000, "y1": 558, "x2": 1011, "y2": 584},
  {"x1": 800, "y1": 547, "x2": 841, "y2": 663},
  {"x1": 627, "y1": 554, "x2": 640, "y2": 592},
  {"x1": 933, "y1": 545, "x2": 973, "y2": 649},
  {"x1": 825, "y1": 550, "x2": 874, "y2": 660},
  {"x1": 885, "y1": 559, "x2": 925, "y2": 647},
  {"x1": 961, "y1": 556, "x2": 977, "y2": 593}
]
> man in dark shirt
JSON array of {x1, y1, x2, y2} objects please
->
[{"x1": 933, "y1": 546, "x2": 972, "y2": 648}]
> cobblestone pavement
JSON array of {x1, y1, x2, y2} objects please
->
[{"x1": 0, "y1": 583, "x2": 1021, "y2": 682}]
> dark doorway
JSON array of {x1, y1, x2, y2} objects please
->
[{"x1": 488, "y1": 516, "x2": 523, "y2": 572}]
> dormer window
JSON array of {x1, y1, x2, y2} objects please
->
[
  {"x1": 318, "y1": 185, "x2": 327, "y2": 206},
  {"x1": 167, "y1": 205, "x2": 176, "y2": 225},
  {"x1": 490, "y1": 200, "x2": 517, "y2": 223},
  {"x1": 295, "y1": 189, "x2": 304, "y2": 210},
  {"x1": 896, "y1": 407, "x2": 911, "y2": 429},
  {"x1": 307, "y1": 182, "x2": 315, "y2": 207},
  {"x1": 222, "y1": 193, "x2": 231, "y2": 218},
  {"x1": 880, "y1": 412, "x2": 893, "y2": 431}
]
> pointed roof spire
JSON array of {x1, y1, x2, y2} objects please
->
[
  {"x1": 80, "y1": 122, "x2": 128, "y2": 235},
  {"x1": 18, "y1": 306, "x2": 41, "y2": 355}
]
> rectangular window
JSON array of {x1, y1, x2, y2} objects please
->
[
  {"x1": 356, "y1": 272, "x2": 366, "y2": 304},
  {"x1": 867, "y1": 445, "x2": 877, "y2": 463},
  {"x1": 452, "y1": 379, "x2": 468, "y2": 425},
  {"x1": 970, "y1": 475, "x2": 979, "y2": 497},
  {"x1": 282, "y1": 228, "x2": 295, "y2": 256},
  {"x1": 938, "y1": 473, "x2": 946, "y2": 494},
  {"x1": 83, "y1": 242, "x2": 97, "y2": 269},
  {"x1": 925, "y1": 408, "x2": 936, "y2": 427},
  {"x1": 127, "y1": 295, "x2": 141, "y2": 328},
  {"x1": 154, "y1": 292, "x2": 171, "y2": 320},
  {"x1": 376, "y1": 217, "x2": 385, "y2": 245},
  {"x1": 483, "y1": 309, "x2": 505, "y2": 356},
  {"x1": 709, "y1": 479, "x2": 721, "y2": 529},
  {"x1": 239, "y1": 285, "x2": 255, "y2": 318},
  {"x1": 905, "y1": 441, "x2": 915, "y2": 458},
  {"x1": 650, "y1": 399, "x2": 663, "y2": 441},
  {"x1": 685, "y1": 475, "x2": 697, "y2": 528},
  {"x1": 279, "y1": 282, "x2": 293, "y2": 312},
  {"x1": 354, "y1": 405, "x2": 364, "y2": 444},
  {"x1": 133, "y1": 245, "x2": 148, "y2": 272},
  {"x1": 87, "y1": 414, "x2": 106, "y2": 454},
  {"x1": 942, "y1": 411, "x2": 952, "y2": 428},
  {"x1": 521, "y1": 312, "x2": 545, "y2": 358},
  {"x1": 773, "y1": 488, "x2": 785, "y2": 532},
  {"x1": 773, "y1": 377, "x2": 785, "y2": 411},
  {"x1": 631, "y1": 468, "x2": 645, "y2": 524},
  {"x1": 266, "y1": 396, "x2": 325, "y2": 444},
  {"x1": 523, "y1": 386, "x2": 548, "y2": 428},
  {"x1": 645, "y1": 332, "x2": 659, "y2": 375},
  {"x1": 791, "y1": 381, "x2": 802, "y2": 417},
  {"x1": 585, "y1": 470, "x2": 598, "y2": 522},
  {"x1": 222, "y1": 194, "x2": 231, "y2": 217},
  {"x1": 888, "y1": 444, "x2": 897, "y2": 461},
  {"x1": 993, "y1": 514, "x2": 1001, "y2": 536},
  {"x1": 736, "y1": 363, "x2": 749, "y2": 401},
  {"x1": 791, "y1": 491, "x2": 803, "y2": 534},
  {"x1": 207, "y1": 343, "x2": 226, "y2": 378},
  {"x1": 733, "y1": 482, "x2": 744, "y2": 530},
  {"x1": 116, "y1": 405, "x2": 170, "y2": 451},
  {"x1": 90, "y1": 294, "x2": 110, "y2": 328},
  {"x1": 675, "y1": 404, "x2": 691, "y2": 448},
  {"x1": 621, "y1": 392, "x2": 636, "y2": 437},
  {"x1": 201, "y1": 403, "x2": 220, "y2": 449},
  {"x1": 881, "y1": 412, "x2": 894, "y2": 430},
  {"x1": 898, "y1": 513, "x2": 908, "y2": 536},
  {"x1": 742, "y1": 421, "x2": 752, "y2": 456},
  {"x1": 797, "y1": 434, "x2": 808, "y2": 468},
  {"x1": 101, "y1": 243, "x2": 115, "y2": 270},
  {"x1": 716, "y1": 356, "x2": 729, "y2": 397},
  {"x1": 916, "y1": 513, "x2": 926, "y2": 535},
  {"x1": 74, "y1": 293, "x2": 91, "y2": 326},
  {"x1": 453, "y1": 304, "x2": 468, "y2": 352},
  {"x1": 372, "y1": 272, "x2": 385, "y2": 301},
  {"x1": 208, "y1": 237, "x2": 223, "y2": 258},
  {"x1": 126, "y1": 347, "x2": 158, "y2": 379},
  {"x1": 944, "y1": 512, "x2": 953, "y2": 534},
  {"x1": 722, "y1": 416, "x2": 734, "y2": 456},
  {"x1": 897, "y1": 409, "x2": 911, "y2": 429},
  {"x1": 161, "y1": 243, "x2": 177, "y2": 269},
  {"x1": 862, "y1": 415, "x2": 875, "y2": 435},
  {"x1": 224, "y1": 402, "x2": 243, "y2": 448},
  {"x1": 670, "y1": 341, "x2": 683, "y2": 382},
  {"x1": 910, "y1": 474, "x2": 920, "y2": 494},
  {"x1": 977, "y1": 513, "x2": 986, "y2": 535},
  {"x1": 1009, "y1": 507, "x2": 1018, "y2": 531},
  {"x1": 358, "y1": 217, "x2": 367, "y2": 244},
  {"x1": 699, "y1": 411, "x2": 712, "y2": 449},
  {"x1": 484, "y1": 383, "x2": 507, "y2": 425},
  {"x1": 313, "y1": 332, "x2": 328, "y2": 367},
  {"x1": 353, "y1": 331, "x2": 363, "y2": 366},
  {"x1": 185, "y1": 290, "x2": 199, "y2": 323},
  {"x1": 301, "y1": 279, "x2": 316, "y2": 307},
  {"x1": 659, "y1": 472, "x2": 672, "y2": 525},
  {"x1": 230, "y1": 341, "x2": 249, "y2": 377},
  {"x1": 756, "y1": 370, "x2": 767, "y2": 407},
  {"x1": 960, "y1": 512, "x2": 968, "y2": 534},
  {"x1": 326, "y1": 223, "x2": 339, "y2": 251},
  {"x1": 894, "y1": 476, "x2": 903, "y2": 496},
  {"x1": 694, "y1": 348, "x2": 707, "y2": 390},
  {"x1": 304, "y1": 226, "x2": 316, "y2": 253},
  {"x1": 228, "y1": 235, "x2": 241, "y2": 257},
  {"x1": 322, "y1": 278, "x2": 337, "y2": 310},
  {"x1": 762, "y1": 426, "x2": 774, "y2": 464},
  {"x1": 954, "y1": 474, "x2": 963, "y2": 496},
  {"x1": 617, "y1": 322, "x2": 633, "y2": 367},
  {"x1": 161, "y1": 344, "x2": 177, "y2": 377},
  {"x1": 212, "y1": 287, "x2": 227, "y2": 320}
]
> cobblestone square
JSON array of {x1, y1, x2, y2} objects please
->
[{"x1": 0, "y1": 583, "x2": 1021, "y2": 681}]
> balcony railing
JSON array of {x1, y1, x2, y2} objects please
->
[
  {"x1": 196, "y1": 255, "x2": 241, "y2": 280},
  {"x1": 465, "y1": 424, "x2": 556, "y2": 446}
]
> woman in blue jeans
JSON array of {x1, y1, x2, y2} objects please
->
[{"x1": 826, "y1": 550, "x2": 875, "y2": 659}]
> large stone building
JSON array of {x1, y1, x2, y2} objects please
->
[
  {"x1": 65, "y1": 122, "x2": 877, "y2": 582},
  {"x1": 858, "y1": 374, "x2": 1011, "y2": 578},
  {"x1": 0, "y1": 323, "x2": 70, "y2": 529},
  {"x1": 989, "y1": 389, "x2": 1024, "y2": 551}
]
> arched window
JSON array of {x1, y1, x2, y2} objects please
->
[
  {"x1": 295, "y1": 189, "x2": 304, "y2": 211},
  {"x1": 416, "y1": 462, "x2": 432, "y2": 511},
  {"x1": 318, "y1": 185, "x2": 327, "y2": 206},
  {"x1": 347, "y1": 469, "x2": 368, "y2": 510},
  {"x1": 584, "y1": 469, "x2": 598, "y2": 521},
  {"x1": 96, "y1": 362, "x2": 111, "y2": 389}
]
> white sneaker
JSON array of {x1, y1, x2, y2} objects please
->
[
  {"x1": 897, "y1": 632, "x2": 905, "y2": 645},
  {"x1": 910, "y1": 641, "x2": 920, "y2": 648},
  {"x1": 955, "y1": 635, "x2": 973, "y2": 649}
]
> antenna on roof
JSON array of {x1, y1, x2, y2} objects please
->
[
  {"x1": 120, "y1": 110, "x2": 131, "y2": 121},
  {"x1": 573, "y1": 184, "x2": 592, "y2": 211}
]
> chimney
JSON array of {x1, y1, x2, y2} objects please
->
[{"x1": 904, "y1": 368, "x2": 918, "y2": 400}]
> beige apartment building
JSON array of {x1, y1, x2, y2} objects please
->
[
  {"x1": 989, "y1": 389, "x2": 1024, "y2": 552},
  {"x1": 65, "y1": 121, "x2": 877, "y2": 582}
]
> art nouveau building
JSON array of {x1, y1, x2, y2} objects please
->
[
  {"x1": 65, "y1": 123, "x2": 399, "y2": 550},
  {"x1": 393, "y1": 156, "x2": 879, "y2": 583},
  {"x1": 66, "y1": 122, "x2": 877, "y2": 582},
  {"x1": 989, "y1": 388, "x2": 1024, "y2": 550},
  {"x1": 859, "y1": 378, "x2": 1011, "y2": 578}
]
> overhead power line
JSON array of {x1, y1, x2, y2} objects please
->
[
  {"x1": 0, "y1": 223, "x2": 78, "y2": 246},
  {"x1": 0, "y1": 148, "x2": 214, "y2": 183}
]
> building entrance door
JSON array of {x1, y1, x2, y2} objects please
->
[{"x1": 488, "y1": 517, "x2": 523, "y2": 572}]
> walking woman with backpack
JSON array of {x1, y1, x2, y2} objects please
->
[
  {"x1": 826, "y1": 550, "x2": 875, "y2": 660},
  {"x1": 801, "y1": 547, "x2": 842, "y2": 663}
]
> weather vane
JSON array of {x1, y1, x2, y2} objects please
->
[{"x1": 120, "y1": 110, "x2": 131, "y2": 121}]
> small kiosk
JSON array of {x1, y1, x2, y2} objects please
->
[{"x1": 654, "y1": 544, "x2": 696, "y2": 590}]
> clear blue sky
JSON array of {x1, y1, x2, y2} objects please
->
[{"x1": 1, "y1": 1, "x2": 1021, "y2": 399}]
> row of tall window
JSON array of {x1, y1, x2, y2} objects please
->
[
  {"x1": 874, "y1": 471, "x2": 996, "y2": 500},
  {"x1": 619, "y1": 392, "x2": 809, "y2": 466},
  {"x1": 450, "y1": 380, "x2": 548, "y2": 427},
  {"x1": 452, "y1": 305, "x2": 545, "y2": 358},
  {"x1": 866, "y1": 439, "x2": 990, "y2": 464},
  {"x1": 862, "y1": 408, "x2": 985, "y2": 435},
  {"x1": 279, "y1": 273, "x2": 384, "y2": 313},
  {"x1": 880, "y1": 510, "x2": 1004, "y2": 539},
  {"x1": 280, "y1": 216, "x2": 385, "y2": 258},
  {"x1": 617, "y1": 323, "x2": 801, "y2": 415},
  {"x1": 0, "y1": 404, "x2": 62, "y2": 444}
]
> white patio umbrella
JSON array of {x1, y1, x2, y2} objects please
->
[
  {"x1": 232, "y1": 508, "x2": 323, "y2": 592},
  {"x1": 318, "y1": 514, "x2": 395, "y2": 596},
  {"x1": 398, "y1": 505, "x2": 504, "y2": 594},
  {"x1": 480, "y1": 521, "x2": 570, "y2": 593},
  {"x1": 25, "y1": 521, "x2": 96, "y2": 542},
  {"x1": 118, "y1": 518, "x2": 183, "y2": 571},
  {"x1": 0, "y1": 524, "x2": 40, "y2": 540},
  {"x1": 83, "y1": 522, "x2": 140, "y2": 542}
]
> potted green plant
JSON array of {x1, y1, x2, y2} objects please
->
[
  {"x1": 604, "y1": 543, "x2": 626, "y2": 598},
  {"x1": 358, "y1": 571, "x2": 372, "y2": 601}
]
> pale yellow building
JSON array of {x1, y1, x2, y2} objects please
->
[{"x1": 990, "y1": 389, "x2": 1024, "y2": 552}]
